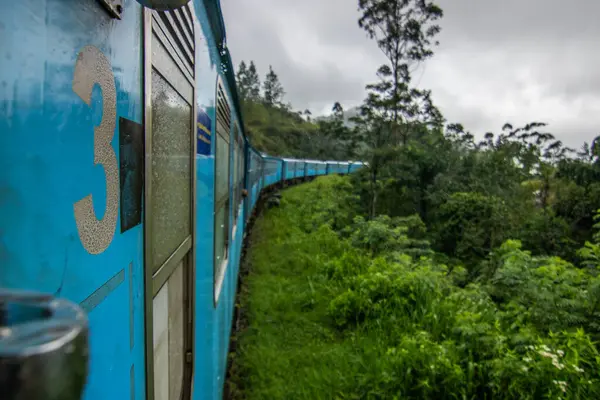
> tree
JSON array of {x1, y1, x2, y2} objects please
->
[
  {"x1": 263, "y1": 65, "x2": 285, "y2": 106},
  {"x1": 236, "y1": 61, "x2": 250, "y2": 101},
  {"x1": 358, "y1": 0, "x2": 444, "y2": 142},
  {"x1": 433, "y1": 192, "x2": 512, "y2": 273},
  {"x1": 353, "y1": 0, "x2": 444, "y2": 217},
  {"x1": 313, "y1": 102, "x2": 355, "y2": 160},
  {"x1": 304, "y1": 109, "x2": 312, "y2": 122},
  {"x1": 247, "y1": 61, "x2": 261, "y2": 101},
  {"x1": 332, "y1": 101, "x2": 343, "y2": 117},
  {"x1": 236, "y1": 60, "x2": 261, "y2": 103}
]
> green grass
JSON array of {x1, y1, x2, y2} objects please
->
[{"x1": 228, "y1": 177, "x2": 364, "y2": 400}]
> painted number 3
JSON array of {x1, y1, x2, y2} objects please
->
[{"x1": 72, "y1": 46, "x2": 120, "y2": 255}]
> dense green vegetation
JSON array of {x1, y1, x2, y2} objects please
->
[
  {"x1": 235, "y1": 60, "x2": 359, "y2": 160},
  {"x1": 229, "y1": 176, "x2": 600, "y2": 399},
  {"x1": 233, "y1": 0, "x2": 600, "y2": 264},
  {"x1": 228, "y1": 0, "x2": 600, "y2": 398}
]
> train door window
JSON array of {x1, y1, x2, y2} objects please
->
[
  {"x1": 214, "y1": 82, "x2": 231, "y2": 292},
  {"x1": 145, "y1": 6, "x2": 196, "y2": 400},
  {"x1": 254, "y1": 152, "x2": 260, "y2": 185},
  {"x1": 249, "y1": 152, "x2": 255, "y2": 187},
  {"x1": 150, "y1": 71, "x2": 192, "y2": 270},
  {"x1": 248, "y1": 152, "x2": 254, "y2": 188},
  {"x1": 232, "y1": 125, "x2": 239, "y2": 223},
  {"x1": 232, "y1": 123, "x2": 243, "y2": 221},
  {"x1": 237, "y1": 135, "x2": 244, "y2": 206}
]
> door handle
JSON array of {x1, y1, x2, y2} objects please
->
[{"x1": 0, "y1": 289, "x2": 89, "y2": 400}]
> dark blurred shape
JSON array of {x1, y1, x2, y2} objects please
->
[
  {"x1": 0, "y1": 289, "x2": 89, "y2": 400},
  {"x1": 135, "y1": 0, "x2": 190, "y2": 10}
]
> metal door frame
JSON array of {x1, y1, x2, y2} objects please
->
[{"x1": 143, "y1": 6, "x2": 196, "y2": 400}]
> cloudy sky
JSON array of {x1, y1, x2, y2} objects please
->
[{"x1": 221, "y1": 0, "x2": 600, "y2": 148}]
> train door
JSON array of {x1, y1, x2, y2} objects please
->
[{"x1": 142, "y1": 6, "x2": 196, "y2": 400}]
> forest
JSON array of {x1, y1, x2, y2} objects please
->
[{"x1": 229, "y1": 0, "x2": 600, "y2": 398}]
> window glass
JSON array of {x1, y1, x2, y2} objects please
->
[
  {"x1": 233, "y1": 142, "x2": 238, "y2": 210},
  {"x1": 236, "y1": 134, "x2": 244, "y2": 208},
  {"x1": 150, "y1": 70, "x2": 191, "y2": 272},
  {"x1": 215, "y1": 134, "x2": 230, "y2": 204}
]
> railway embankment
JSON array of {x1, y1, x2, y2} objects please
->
[{"x1": 225, "y1": 175, "x2": 600, "y2": 400}]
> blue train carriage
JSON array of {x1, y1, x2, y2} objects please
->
[
  {"x1": 348, "y1": 160, "x2": 361, "y2": 173},
  {"x1": 247, "y1": 146, "x2": 265, "y2": 211},
  {"x1": 2, "y1": 1, "x2": 149, "y2": 399},
  {"x1": 0, "y1": 0, "x2": 366, "y2": 399},
  {"x1": 281, "y1": 157, "x2": 304, "y2": 181},
  {"x1": 314, "y1": 160, "x2": 327, "y2": 176},
  {"x1": 282, "y1": 158, "x2": 332, "y2": 181},
  {"x1": 339, "y1": 161, "x2": 349, "y2": 174},
  {"x1": 303, "y1": 160, "x2": 315, "y2": 177},
  {"x1": 326, "y1": 160, "x2": 342, "y2": 175},
  {"x1": 260, "y1": 155, "x2": 283, "y2": 187},
  {"x1": 281, "y1": 158, "x2": 297, "y2": 181},
  {"x1": 318, "y1": 161, "x2": 328, "y2": 175},
  {"x1": 295, "y1": 160, "x2": 306, "y2": 179},
  {"x1": 304, "y1": 160, "x2": 313, "y2": 177},
  {"x1": 2, "y1": 1, "x2": 250, "y2": 400}
]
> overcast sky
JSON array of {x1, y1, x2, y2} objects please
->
[{"x1": 221, "y1": 0, "x2": 600, "y2": 148}]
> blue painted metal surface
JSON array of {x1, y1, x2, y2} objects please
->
[
  {"x1": 0, "y1": 1, "x2": 146, "y2": 399},
  {"x1": 0, "y1": 0, "x2": 364, "y2": 399}
]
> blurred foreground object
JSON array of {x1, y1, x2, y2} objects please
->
[
  {"x1": 0, "y1": 290, "x2": 89, "y2": 400},
  {"x1": 135, "y1": 0, "x2": 190, "y2": 10}
]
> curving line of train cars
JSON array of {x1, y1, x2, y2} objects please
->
[{"x1": 0, "y1": 0, "x2": 363, "y2": 399}]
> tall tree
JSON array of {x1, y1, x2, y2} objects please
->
[
  {"x1": 354, "y1": 0, "x2": 444, "y2": 217},
  {"x1": 332, "y1": 101, "x2": 343, "y2": 115},
  {"x1": 236, "y1": 60, "x2": 250, "y2": 101},
  {"x1": 316, "y1": 102, "x2": 355, "y2": 160},
  {"x1": 237, "y1": 60, "x2": 262, "y2": 103},
  {"x1": 304, "y1": 109, "x2": 312, "y2": 122},
  {"x1": 328, "y1": 102, "x2": 349, "y2": 142},
  {"x1": 263, "y1": 65, "x2": 285, "y2": 106},
  {"x1": 247, "y1": 61, "x2": 261, "y2": 101},
  {"x1": 358, "y1": 0, "x2": 443, "y2": 142}
]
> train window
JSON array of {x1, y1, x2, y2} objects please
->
[
  {"x1": 231, "y1": 123, "x2": 243, "y2": 221},
  {"x1": 232, "y1": 128, "x2": 239, "y2": 219},
  {"x1": 150, "y1": 71, "x2": 192, "y2": 271},
  {"x1": 252, "y1": 152, "x2": 260, "y2": 186},
  {"x1": 214, "y1": 82, "x2": 231, "y2": 285},
  {"x1": 237, "y1": 134, "x2": 244, "y2": 206}
]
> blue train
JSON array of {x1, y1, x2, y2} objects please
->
[{"x1": 0, "y1": 1, "x2": 363, "y2": 399}]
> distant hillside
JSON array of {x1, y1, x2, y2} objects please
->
[
  {"x1": 241, "y1": 100, "x2": 321, "y2": 158},
  {"x1": 240, "y1": 100, "x2": 359, "y2": 161},
  {"x1": 235, "y1": 60, "x2": 358, "y2": 161}
]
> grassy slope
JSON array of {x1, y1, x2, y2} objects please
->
[
  {"x1": 227, "y1": 175, "x2": 600, "y2": 400},
  {"x1": 228, "y1": 177, "x2": 361, "y2": 400}
]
